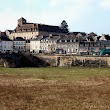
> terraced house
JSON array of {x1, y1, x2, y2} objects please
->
[
  {"x1": 40, "y1": 35, "x2": 61, "y2": 53},
  {"x1": 56, "y1": 35, "x2": 85, "y2": 54},
  {"x1": 8, "y1": 17, "x2": 67, "y2": 40}
]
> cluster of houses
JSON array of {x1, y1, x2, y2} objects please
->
[{"x1": 0, "y1": 17, "x2": 110, "y2": 55}]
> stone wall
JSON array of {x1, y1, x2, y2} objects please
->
[
  {"x1": 58, "y1": 56, "x2": 110, "y2": 67},
  {"x1": 1, "y1": 53, "x2": 110, "y2": 68},
  {"x1": 36, "y1": 55, "x2": 110, "y2": 67}
]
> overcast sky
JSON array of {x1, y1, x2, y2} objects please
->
[{"x1": 0, "y1": 0, "x2": 110, "y2": 35}]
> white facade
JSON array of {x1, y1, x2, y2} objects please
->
[
  {"x1": 1, "y1": 41, "x2": 13, "y2": 52},
  {"x1": 40, "y1": 36, "x2": 60, "y2": 53},
  {"x1": 40, "y1": 39, "x2": 49, "y2": 52},
  {"x1": 9, "y1": 31, "x2": 39, "y2": 40},
  {"x1": 30, "y1": 40, "x2": 40, "y2": 53}
]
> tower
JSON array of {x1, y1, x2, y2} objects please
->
[{"x1": 18, "y1": 17, "x2": 27, "y2": 26}]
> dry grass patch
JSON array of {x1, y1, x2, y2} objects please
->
[{"x1": 0, "y1": 67, "x2": 110, "y2": 110}]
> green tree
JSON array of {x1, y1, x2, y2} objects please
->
[{"x1": 60, "y1": 20, "x2": 69, "y2": 33}]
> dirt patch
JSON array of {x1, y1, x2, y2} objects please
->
[{"x1": 0, "y1": 76, "x2": 110, "y2": 110}]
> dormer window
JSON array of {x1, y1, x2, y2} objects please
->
[
  {"x1": 76, "y1": 40, "x2": 78, "y2": 42},
  {"x1": 67, "y1": 40, "x2": 70, "y2": 42},
  {"x1": 62, "y1": 40, "x2": 65, "y2": 42}
]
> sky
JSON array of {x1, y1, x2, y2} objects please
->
[{"x1": 0, "y1": 0, "x2": 110, "y2": 35}]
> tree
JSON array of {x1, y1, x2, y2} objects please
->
[{"x1": 60, "y1": 20, "x2": 69, "y2": 33}]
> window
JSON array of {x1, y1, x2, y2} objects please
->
[
  {"x1": 76, "y1": 40, "x2": 78, "y2": 42},
  {"x1": 67, "y1": 40, "x2": 70, "y2": 42},
  {"x1": 62, "y1": 40, "x2": 65, "y2": 42}
]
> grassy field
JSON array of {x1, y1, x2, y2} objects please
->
[{"x1": 0, "y1": 67, "x2": 110, "y2": 110}]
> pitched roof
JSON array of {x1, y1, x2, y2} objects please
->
[
  {"x1": 68, "y1": 32, "x2": 87, "y2": 36},
  {"x1": 38, "y1": 24, "x2": 65, "y2": 33},
  {"x1": 42, "y1": 36, "x2": 61, "y2": 41},
  {"x1": 0, "y1": 32, "x2": 12, "y2": 41},
  {"x1": 6, "y1": 30, "x2": 13, "y2": 33},
  {"x1": 103, "y1": 35, "x2": 110, "y2": 40},
  {"x1": 88, "y1": 32, "x2": 97, "y2": 36}
]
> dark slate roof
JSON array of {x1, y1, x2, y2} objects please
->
[
  {"x1": 42, "y1": 36, "x2": 61, "y2": 41},
  {"x1": 79, "y1": 32, "x2": 87, "y2": 36},
  {"x1": 0, "y1": 32, "x2": 11, "y2": 41},
  {"x1": 38, "y1": 24, "x2": 66, "y2": 33},
  {"x1": 68, "y1": 32, "x2": 87, "y2": 36},
  {"x1": 57, "y1": 35, "x2": 76, "y2": 43},
  {"x1": 104, "y1": 35, "x2": 110, "y2": 40},
  {"x1": 14, "y1": 37, "x2": 25, "y2": 41},
  {"x1": 97, "y1": 36, "x2": 102, "y2": 40},
  {"x1": 0, "y1": 36, "x2": 11, "y2": 41},
  {"x1": 68, "y1": 32, "x2": 79, "y2": 35}
]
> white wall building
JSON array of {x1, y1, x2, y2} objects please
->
[
  {"x1": 30, "y1": 36, "x2": 44, "y2": 53},
  {"x1": 0, "y1": 32, "x2": 13, "y2": 53},
  {"x1": 30, "y1": 40, "x2": 40, "y2": 53},
  {"x1": 56, "y1": 35, "x2": 80, "y2": 54},
  {"x1": 40, "y1": 36, "x2": 60, "y2": 53},
  {"x1": 0, "y1": 37, "x2": 13, "y2": 53}
]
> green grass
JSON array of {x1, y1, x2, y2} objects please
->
[{"x1": 0, "y1": 67, "x2": 110, "y2": 80}]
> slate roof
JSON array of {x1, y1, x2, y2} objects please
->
[
  {"x1": 103, "y1": 35, "x2": 110, "y2": 40},
  {"x1": 88, "y1": 32, "x2": 97, "y2": 36},
  {"x1": 6, "y1": 30, "x2": 13, "y2": 33},
  {"x1": 42, "y1": 36, "x2": 61, "y2": 41},
  {"x1": 57, "y1": 35, "x2": 77, "y2": 43},
  {"x1": 0, "y1": 32, "x2": 11, "y2": 41},
  {"x1": 38, "y1": 24, "x2": 65, "y2": 33},
  {"x1": 69, "y1": 32, "x2": 87, "y2": 36},
  {"x1": 14, "y1": 37, "x2": 25, "y2": 41}
]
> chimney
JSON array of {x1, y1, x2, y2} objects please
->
[{"x1": 49, "y1": 34, "x2": 52, "y2": 38}]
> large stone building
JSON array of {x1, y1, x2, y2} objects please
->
[{"x1": 9, "y1": 17, "x2": 67, "y2": 40}]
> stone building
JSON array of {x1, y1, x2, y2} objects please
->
[
  {"x1": 56, "y1": 35, "x2": 83, "y2": 54},
  {"x1": 40, "y1": 35, "x2": 60, "y2": 53},
  {"x1": 30, "y1": 36, "x2": 44, "y2": 53},
  {"x1": 9, "y1": 17, "x2": 66, "y2": 40}
]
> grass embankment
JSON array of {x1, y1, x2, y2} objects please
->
[{"x1": 0, "y1": 67, "x2": 110, "y2": 110}]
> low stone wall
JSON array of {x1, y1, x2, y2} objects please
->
[
  {"x1": 58, "y1": 56, "x2": 110, "y2": 67},
  {"x1": 1, "y1": 53, "x2": 110, "y2": 68},
  {"x1": 36, "y1": 55, "x2": 110, "y2": 67}
]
